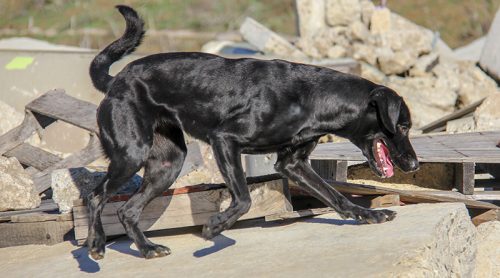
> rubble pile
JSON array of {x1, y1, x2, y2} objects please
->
[{"x1": 237, "y1": 0, "x2": 500, "y2": 129}]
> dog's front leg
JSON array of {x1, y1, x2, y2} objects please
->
[
  {"x1": 275, "y1": 141, "x2": 396, "y2": 224},
  {"x1": 202, "y1": 137, "x2": 251, "y2": 239}
]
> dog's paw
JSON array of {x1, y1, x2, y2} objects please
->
[
  {"x1": 89, "y1": 247, "x2": 105, "y2": 260},
  {"x1": 358, "y1": 209, "x2": 397, "y2": 224},
  {"x1": 87, "y1": 236, "x2": 106, "y2": 260},
  {"x1": 202, "y1": 224, "x2": 218, "y2": 240},
  {"x1": 141, "y1": 244, "x2": 171, "y2": 259}
]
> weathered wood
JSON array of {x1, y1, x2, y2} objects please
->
[
  {"x1": 33, "y1": 135, "x2": 103, "y2": 193},
  {"x1": 0, "y1": 112, "x2": 38, "y2": 155},
  {"x1": 455, "y1": 162, "x2": 475, "y2": 195},
  {"x1": 419, "y1": 98, "x2": 485, "y2": 133},
  {"x1": 0, "y1": 220, "x2": 73, "y2": 247},
  {"x1": 470, "y1": 209, "x2": 500, "y2": 226},
  {"x1": 311, "y1": 160, "x2": 347, "y2": 182},
  {"x1": 369, "y1": 194, "x2": 400, "y2": 208},
  {"x1": 325, "y1": 180, "x2": 498, "y2": 210},
  {"x1": 4, "y1": 143, "x2": 62, "y2": 170},
  {"x1": 0, "y1": 199, "x2": 58, "y2": 222},
  {"x1": 25, "y1": 89, "x2": 98, "y2": 132},
  {"x1": 10, "y1": 212, "x2": 72, "y2": 223},
  {"x1": 311, "y1": 131, "x2": 500, "y2": 163},
  {"x1": 73, "y1": 179, "x2": 292, "y2": 245}
]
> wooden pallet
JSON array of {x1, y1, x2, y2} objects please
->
[
  {"x1": 0, "y1": 89, "x2": 101, "y2": 194},
  {"x1": 73, "y1": 178, "x2": 292, "y2": 245},
  {"x1": 0, "y1": 89, "x2": 205, "y2": 195},
  {"x1": 310, "y1": 131, "x2": 500, "y2": 197},
  {"x1": 0, "y1": 200, "x2": 73, "y2": 247}
]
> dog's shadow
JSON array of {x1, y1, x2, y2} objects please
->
[
  {"x1": 193, "y1": 234, "x2": 236, "y2": 258},
  {"x1": 71, "y1": 239, "x2": 143, "y2": 273}
]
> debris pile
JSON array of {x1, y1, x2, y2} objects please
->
[{"x1": 235, "y1": 0, "x2": 500, "y2": 129}]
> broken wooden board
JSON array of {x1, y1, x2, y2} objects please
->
[
  {"x1": 25, "y1": 88, "x2": 98, "y2": 133},
  {"x1": 73, "y1": 179, "x2": 292, "y2": 245}
]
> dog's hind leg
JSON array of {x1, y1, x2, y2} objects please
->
[
  {"x1": 202, "y1": 137, "x2": 251, "y2": 239},
  {"x1": 275, "y1": 140, "x2": 396, "y2": 224},
  {"x1": 117, "y1": 125, "x2": 186, "y2": 259},
  {"x1": 87, "y1": 157, "x2": 146, "y2": 260}
]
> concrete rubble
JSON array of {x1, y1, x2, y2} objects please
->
[
  {"x1": 230, "y1": 1, "x2": 500, "y2": 129},
  {"x1": 51, "y1": 167, "x2": 142, "y2": 213},
  {"x1": 475, "y1": 221, "x2": 500, "y2": 278},
  {"x1": 0, "y1": 203, "x2": 483, "y2": 277},
  {"x1": 0, "y1": 156, "x2": 40, "y2": 212}
]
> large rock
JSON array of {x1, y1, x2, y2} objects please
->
[
  {"x1": 475, "y1": 221, "x2": 500, "y2": 278},
  {"x1": 377, "y1": 48, "x2": 419, "y2": 75},
  {"x1": 474, "y1": 93, "x2": 500, "y2": 131},
  {"x1": 51, "y1": 167, "x2": 142, "y2": 213},
  {"x1": 360, "y1": 62, "x2": 386, "y2": 84},
  {"x1": 0, "y1": 156, "x2": 40, "y2": 211},
  {"x1": 409, "y1": 52, "x2": 439, "y2": 77},
  {"x1": 480, "y1": 8, "x2": 500, "y2": 81},
  {"x1": 325, "y1": 0, "x2": 361, "y2": 26},
  {"x1": 454, "y1": 36, "x2": 486, "y2": 62},
  {"x1": 295, "y1": 0, "x2": 326, "y2": 37},
  {"x1": 387, "y1": 75, "x2": 457, "y2": 128},
  {"x1": 370, "y1": 7, "x2": 391, "y2": 34},
  {"x1": 240, "y1": 17, "x2": 307, "y2": 59},
  {"x1": 457, "y1": 64, "x2": 499, "y2": 106}
]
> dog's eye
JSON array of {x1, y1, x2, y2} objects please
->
[{"x1": 399, "y1": 126, "x2": 409, "y2": 133}]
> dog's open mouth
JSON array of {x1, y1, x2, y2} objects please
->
[{"x1": 373, "y1": 139, "x2": 394, "y2": 178}]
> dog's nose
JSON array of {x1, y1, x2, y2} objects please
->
[{"x1": 409, "y1": 159, "x2": 419, "y2": 171}]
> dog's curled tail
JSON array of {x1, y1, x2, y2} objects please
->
[{"x1": 89, "y1": 5, "x2": 145, "y2": 93}]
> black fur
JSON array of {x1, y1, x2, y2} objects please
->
[{"x1": 87, "y1": 5, "x2": 419, "y2": 260}]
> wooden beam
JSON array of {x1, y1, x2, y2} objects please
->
[
  {"x1": 25, "y1": 89, "x2": 98, "y2": 133},
  {"x1": 4, "y1": 143, "x2": 62, "y2": 171},
  {"x1": 311, "y1": 160, "x2": 347, "y2": 182},
  {"x1": 0, "y1": 220, "x2": 73, "y2": 248},
  {"x1": 419, "y1": 98, "x2": 485, "y2": 134},
  {"x1": 455, "y1": 162, "x2": 475, "y2": 195},
  {"x1": 73, "y1": 179, "x2": 292, "y2": 245},
  {"x1": 0, "y1": 112, "x2": 38, "y2": 155}
]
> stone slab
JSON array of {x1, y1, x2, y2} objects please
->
[
  {"x1": 0, "y1": 203, "x2": 477, "y2": 277},
  {"x1": 480, "y1": 8, "x2": 500, "y2": 81}
]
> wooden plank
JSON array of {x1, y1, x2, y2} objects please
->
[
  {"x1": 311, "y1": 160, "x2": 347, "y2": 182},
  {"x1": 455, "y1": 162, "x2": 475, "y2": 195},
  {"x1": 311, "y1": 131, "x2": 500, "y2": 163},
  {"x1": 0, "y1": 199, "x2": 58, "y2": 222},
  {"x1": 10, "y1": 212, "x2": 72, "y2": 223},
  {"x1": 419, "y1": 98, "x2": 485, "y2": 133},
  {"x1": 4, "y1": 143, "x2": 62, "y2": 170},
  {"x1": 325, "y1": 180, "x2": 498, "y2": 210},
  {"x1": 470, "y1": 209, "x2": 500, "y2": 226},
  {"x1": 0, "y1": 112, "x2": 38, "y2": 155},
  {"x1": 34, "y1": 135, "x2": 103, "y2": 193},
  {"x1": 73, "y1": 179, "x2": 292, "y2": 244},
  {"x1": 0, "y1": 220, "x2": 73, "y2": 248},
  {"x1": 25, "y1": 89, "x2": 98, "y2": 133}
]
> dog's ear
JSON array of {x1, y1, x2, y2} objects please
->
[{"x1": 370, "y1": 87, "x2": 401, "y2": 135}]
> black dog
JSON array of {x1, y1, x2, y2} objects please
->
[{"x1": 87, "y1": 5, "x2": 419, "y2": 260}]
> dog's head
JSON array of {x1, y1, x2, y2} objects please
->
[{"x1": 348, "y1": 87, "x2": 419, "y2": 178}]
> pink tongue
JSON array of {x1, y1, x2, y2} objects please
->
[{"x1": 380, "y1": 143, "x2": 394, "y2": 177}]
